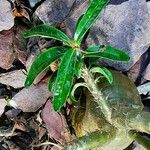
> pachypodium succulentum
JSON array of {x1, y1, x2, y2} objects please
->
[
  {"x1": 23, "y1": 0, "x2": 150, "y2": 149},
  {"x1": 23, "y1": 0, "x2": 129, "y2": 112}
]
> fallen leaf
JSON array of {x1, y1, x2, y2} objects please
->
[
  {"x1": 8, "y1": 82, "x2": 51, "y2": 112},
  {"x1": 0, "y1": 69, "x2": 26, "y2": 88},
  {"x1": 0, "y1": 30, "x2": 16, "y2": 69},
  {"x1": 5, "y1": 109, "x2": 21, "y2": 119},
  {"x1": 0, "y1": 99, "x2": 7, "y2": 117},
  {"x1": 41, "y1": 100, "x2": 72, "y2": 144},
  {"x1": 0, "y1": 26, "x2": 27, "y2": 70},
  {"x1": 128, "y1": 58, "x2": 142, "y2": 82}
]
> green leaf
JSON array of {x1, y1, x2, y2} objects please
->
[
  {"x1": 48, "y1": 72, "x2": 57, "y2": 92},
  {"x1": 25, "y1": 46, "x2": 67, "y2": 87},
  {"x1": 84, "y1": 45, "x2": 130, "y2": 61},
  {"x1": 53, "y1": 48, "x2": 77, "y2": 111},
  {"x1": 90, "y1": 67, "x2": 113, "y2": 84},
  {"x1": 86, "y1": 45, "x2": 104, "y2": 64},
  {"x1": 22, "y1": 24, "x2": 71, "y2": 46},
  {"x1": 75, "y1": 15, "x2": 84, "y2": 32},
  {"x1": 70, "y1": 82, "x2": 88, "y2": 104},
  {"x1": 86, "y1": 45, "x2": 104, "y2": 52},
  {"x1": 74, "y1": 0, "x2": 109, "y2": 44},
  {"x1": 74, "y1": 59, "x2": 84, "y2": 78}
]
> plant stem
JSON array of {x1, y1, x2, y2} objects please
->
[
  {"x1": 126, "y1": 110, "x2": 150, "y2": 134},
  {"x1": 81, "y1": 67, "x2": 112, "y2": 123},
  {"x1": 63, "y1": 130, "x2": 116, "y2": 150}
]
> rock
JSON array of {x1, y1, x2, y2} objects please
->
[
  {"x1": 87, "y1": 0, "x2": 150, "y2": 71},
  {"x1": 0, "y1": 99, "x2": 7, "y2": 117},
  {"x1": 128, "y1": 49, "x2": 149, "y2": 83},
  {"x1": 0, "y1": 0, "x2": 14, "y2": 31},
  {"x1": 8, "y1": 83, "x2": 51, "y2": 112},
  {"x1": 64, "y1": 0, "x2": 90, "y2": 38},
  {"x1": 28, "y1": 0, "x2": 42, "y2": 8},
  {"x1": 35, "y1": 0, "x2": 75, "y2": 24},
  {"x1": 109, "y1": 0, "x2": 128, "y2": 5},
  {"x1": 147, "y1": 1, "x2": 150, "y2": 13},
  {"x1": 65, "y1": 0, "x2": 150, "y2": 71},
  {"x1": 0, "y1": 70, "x2": 26, "y2": 89},
  {"x1": 41, "y1": 100, "x2": 72, "y2": 144},
  {"x1": 144, "y1": 64, "x2": 150, "y2": 80}
]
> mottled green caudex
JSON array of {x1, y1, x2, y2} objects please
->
[{"x1": 64, "y1": 70, "x2": 150, "y2": 150}]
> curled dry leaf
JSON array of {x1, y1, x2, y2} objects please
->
[
  {"x1": 41, "y1": 100, "x2": 72, "y2": 144},
  {"x1": 8, "y1": 83, "x2": 52, "y2": 112},
  {"x1": 0, "y1": 69, "x2": 26, "y2": 88},
  {"x1": 0, "y1": 99, "x2": 7, "y2": 117}
]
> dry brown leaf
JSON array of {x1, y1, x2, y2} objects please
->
[
  {"x1": 0, "y1": 69, "x2": 26, "y2": 88},
  {"x1": 0, "y1": 30, "x2": 16, "y2": 69},
  {"x1": 0, "y1": 26, "x2": 27, "y2": 70},
  {"x1": 0, "y1": 99, "x2": 7, "y2": 117},
  {"x1": 5, "y1": 109, "x2": 21, "y2": 119},
  {"x1": 8, "y1": 83, "x2": 51, "y2": 112},
  {"x1": 41, "y1": 100, "x2": 72, "y2": 144},
  {"x1": 128, "y1": 58, "x2": 142, "y2": 82}
]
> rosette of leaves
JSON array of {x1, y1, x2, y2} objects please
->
[{"x1": 23, "y1": 0, "x2": 129, "y2": 112}]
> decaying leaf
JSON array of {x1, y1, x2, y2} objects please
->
[
  {"x1": 41, "y1": 100, "x2": 72, "y2": 144},
  {"x1": 8, "y1": 82, "x2": 51, "y2": 112},
  {"x1": 0, "y1": 69, "x2": 26, "y2": 88}
]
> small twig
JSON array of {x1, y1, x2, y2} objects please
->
[{"x1": 32, "y1": 142, "x2": 63, "y2": 149}]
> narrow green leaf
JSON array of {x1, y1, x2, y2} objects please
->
[
  {"x1": 90, "y1": 67, "x2": 113, "y2": 84},
  {"x1": 86, "y1": 45, "x2": 104, "y2": 64},
  {"x1": 86, "y1": 45, "x2": 104, "y2": 52},
  {"x1": 75, "y1": 15, "x2": 84, "y2": 32},
  {"x1": 22, "y1": 24, "x2": 71, "y2": 46},
  {"x1": 48, "y1": 72, "x2": 57, "y2": 92},
  {"x1": 70, "y1": 82, "x2": 88, "y2": 104},
  {"x1": 25, "y1": 47, "x2": 67, "y2": 87},
  {"x1": 53, "y1": 48, "x2": 77, "y2": 111},
  {"x1": 84, "y1": 45, "x2": 130, "y2": 61},
  {"x1": 74, "y1": 0, "x2": 109, "y2": 44},
  {"x1": 74, "y1": 60, "x2": 84, "y2": 78}
]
